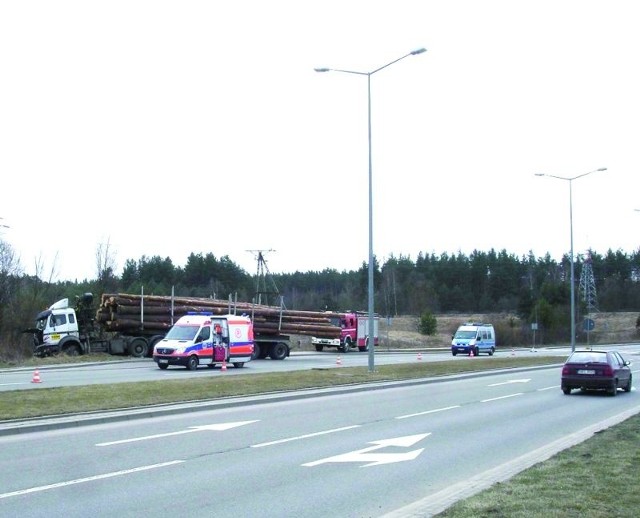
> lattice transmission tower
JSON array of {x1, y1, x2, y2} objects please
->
[
  {"x1": 579, "y1": 250, "x2": 598, "y2": 313},
  {"x1": 246, "y1": 249, "x2": 285, "y2": 308}
]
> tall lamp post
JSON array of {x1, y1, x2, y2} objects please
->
[
  {"x1": 535, "y1": 167, "x2": 607, "y2": 352},
  {"x1": 315, "y1": 48, "x2": 426, "y2": 373}
]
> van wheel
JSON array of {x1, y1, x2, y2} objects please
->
[
  {"x1": 452, "y1": 351, "x2": 457, "y2": 356},
  {"x1": 186, "y1": 355, "x2": 199, "y2": 370},
  {"x1": 489, "y1": 347, "x2": 495, "y2": 356},
  {"x1": 474, "y1": 347, "x2": 480, "y2": 357}
]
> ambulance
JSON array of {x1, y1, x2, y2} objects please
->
[{"x1": 153, "y1": 313, "x2": 254, "y2": 370}]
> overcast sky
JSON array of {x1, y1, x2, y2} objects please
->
[{"x1": 1, "y1": 1, "x2": 639, "y2": 282}]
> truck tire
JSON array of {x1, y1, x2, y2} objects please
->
[
  {"x1": 233, "y1": 362, "x2": 245, "y2": 368},
  {"x1": 63, "y1": 344, "x2": 82, "y2": 357},
  {"x1": 186, "y1": 355, "x2": 199, "y2": 370},
  {"x1": 269, "y1": 342, "x2": 288, "y2": 360},
  {"x1": 251, "y1": 342, "x2": 261, "y2": 360},
  {"x1": 341, "y1": 337, "x2": 352, "y2": 353},
  {"x1": 148, "y1": 335, "x2": 164, "y2": 357},
  {"x1": 315, "y1": 344, "x2": 324, "y2": 352},
  {"x1": 129, "y1": 339, "x2": 149, "y2": 358}
]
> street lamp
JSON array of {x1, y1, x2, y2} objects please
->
[
  {"x1": 315, "y1": 48, "x2": 426, "y2": 373},
  {"x1": 535, "y1": 167, "x2": 607, "y2": 352}
]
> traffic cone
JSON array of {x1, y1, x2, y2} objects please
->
[
  {"x1": 221, "y1": 360, "x2": 227, "y2": 372},
  {"x1": 417, "y1": 352, "x2": 422, "y2": 361},
  {"x1": 336, "y1": 355, "x2": 342, "y2": 366},
  {"x1": 511, "y1": 348, "x2": 516, "y2": 356},
  {"x1": 31, "y1": 369, "x2": 42, "y2": 383},
  {"x1": 469, "y1": 349, "x2": 475, "y2": 358}
]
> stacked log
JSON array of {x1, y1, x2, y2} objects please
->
[{"x1": 95, "y1": 293, "x2": 341, "y2": 339}]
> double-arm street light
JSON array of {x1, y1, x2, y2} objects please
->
[
  {"x1": 535, "y1": 167, "x2": 607, "y2": 352},
  {"x1": 315, "y1": 48, "x2": 426, "y2": 373}
]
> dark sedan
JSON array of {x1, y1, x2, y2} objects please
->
[{"x1": 561, "y1": 350, "x2": 632, "y2": 396}]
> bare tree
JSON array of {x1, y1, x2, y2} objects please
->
[{"x1": 96, "y1": 237, "x2": 118, "y2": 293}]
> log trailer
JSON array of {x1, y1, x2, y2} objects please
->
[{"x1": 27, "y1": 292, "x2": 341, "y2": 360}]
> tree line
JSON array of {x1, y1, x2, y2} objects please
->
[{"x1": 1, "y1": 240, "x2": 640, "y2": 358}]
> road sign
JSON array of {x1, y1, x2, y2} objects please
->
[{"x1": 583, "y1": 318, "x2": 595, "y2": 332}]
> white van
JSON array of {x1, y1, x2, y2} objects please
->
[{"x1": 451, "y1": 323, "x2": 496, "y2": 356}]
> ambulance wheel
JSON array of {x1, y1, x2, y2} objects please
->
[
  {"x1": 186, "y1": 355, "x2": 199, "y2": 370},
  {"x1": 233, "y1": 362, "x2": 244, "y2": 368},
  {"x1": 158, "y1": 363, "x2": 169, "y2": 370}
]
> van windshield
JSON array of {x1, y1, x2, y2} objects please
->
[
  {"x1": 165, "y1": 325, "x2": 199, "y2": 341},
  {"x1": 454, "y1": 330, "x2": 476, "y2": 339}
]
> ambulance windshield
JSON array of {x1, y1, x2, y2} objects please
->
[{"x1": 165, "y1": 325, "x2": 199, "y2": 341}]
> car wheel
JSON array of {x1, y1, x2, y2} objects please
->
[
  {"x1": 186, "y1": 355, "x2": 199, "y2": 370},
  {"x1": 158, "y1": 363, "x2": 169, "y2": 370},
  {"x1": 562, "y1": 386, "x2": 571, "y2": 395},
  {"x1": 609, "y1": 380, "x2": 618, "y2": 397},
  {"x1": 623, "y1": 374, "x2": 632, "y2": 393}
]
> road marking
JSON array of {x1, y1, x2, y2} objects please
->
[
  {"x1": 303, "y1": 433, "x2": 430, "y2": 467},
  {"x1": 0, "y1": 460, "x2": 184, "y2": 500},
  {"x1": 96, "y1": 420, "x2": 259, "y2": 446},
  {"x1": 396, "y1": 405, "x2": 460, "y2": 420},
  {"x1": 481, "y1": 393, "x2": 523, "y2": 403},
  {"x1": 252, "y1": 425, "x2": 361, "y2": 448},
  {"x1": 488, "y1": 379, "x2": 531, "y2": 386},
  {"x1": 537, "y1": 386, "x2": 558, "y2": 391}
]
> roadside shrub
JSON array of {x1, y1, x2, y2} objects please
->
[{"x1": 418, "y1": 311, "x2": 437, "y2": 336}]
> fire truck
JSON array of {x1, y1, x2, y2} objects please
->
[{"x1": 311, "y1": 311, "x2": 379, "y2": 353}]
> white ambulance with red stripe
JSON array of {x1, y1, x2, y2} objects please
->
[{"x1": 153, "y1": 313, "x2": 254, "y2": 370}]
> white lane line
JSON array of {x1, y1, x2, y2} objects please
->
[
  {"x1": 481, "y1": 393, "x2": 523, "y2": 403},
  {"x1": 251, "y1": 425, "x2": 361, "y2": 448},
  {"x1": 537, "y1": 386, "x2": 558, "y2": 391},
  {"x1": 0, "y1": 460, "x2": 184, "y2": 500},
  {"x1": 396, "y1": 405, "x2": 461, "y2": 420}
]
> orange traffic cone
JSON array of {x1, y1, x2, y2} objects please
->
[
  {"x1": 417, "y1": 352, "x2": 422, "y2": 361},
  {"x1": 511, "y1": 348, "x2": 516, "y2": 357},
  {"x1": 221, "y1": 360, "x2": 227, "y2": 372},
  {"x1": 336, "y1": 355, "x2": 342, "y2": 366},
  {"x1": 31, "y1": 369, "x2": 42, "y2": 383},
  {"x1": 469, "y1": 348, "x2": 475, "y2": 358}
]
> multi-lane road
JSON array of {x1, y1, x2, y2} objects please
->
[{"x1": 1, "y1": 358, "x2": 639, "y2": 517}]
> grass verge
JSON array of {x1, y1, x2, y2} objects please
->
[{"x1": 1, "y1": 356, "x2": 561, "y2": 420}]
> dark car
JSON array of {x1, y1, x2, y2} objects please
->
[{"x1": 561, "y1": 350, "x2": 632, "y2": 396}]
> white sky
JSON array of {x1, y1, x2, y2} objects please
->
[{"x1": 1, "y1": 1, "x2": 639, "y2": 281}]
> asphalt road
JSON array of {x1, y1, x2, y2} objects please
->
[{"x1": 1, "y1": 365, "x2": 639, "y2": 517}]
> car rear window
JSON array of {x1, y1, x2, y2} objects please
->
[{"x1": 568, "y1": 352, "x2": 608, "y2": 363}]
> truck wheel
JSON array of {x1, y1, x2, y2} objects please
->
[
  {"x1": 251, "y1": 342, "x2": 261, "y2": 360},
  {"x1": 233, "y1": 362, "x2": 245, "y2": 368},
  {"x1": 269, "y1": 342, "x2": 288, "y2": 360},
  {"x1": 186, "y1": 355, "x2": 199, "y2": 370},
  {"x1": 315, "y1": 344, "x2": 324, "y2": 352},
  {"x1": 341, "y1": 337, "x2": 352, "y2": 353},
  {"x1": 149, "y1": 336, "x2": 164, "y2": 357},
  {"x1": 129, "y1": 339, "x2": 149, "y2": 358},
  {"x1": 63, "y1": 345, "x2": 82, "y2": 357}
]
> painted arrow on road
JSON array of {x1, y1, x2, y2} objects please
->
[
  {"x1": 488, "y1": 379, "x2": 531, "y2": 386},
  {"x1": 302, "y1": 433, "x2": 431, "y2": 467},
  {"x1": 96, "y1": 420, "x2": 259, "y2": 446}
]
